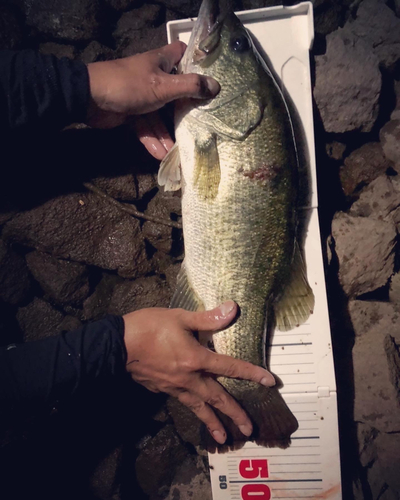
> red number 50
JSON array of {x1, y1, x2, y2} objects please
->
[{"x1": 239, "y1": 459, "x2": 269, "y2": 479}]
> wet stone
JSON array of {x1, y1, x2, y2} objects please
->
[
  {"x1": 90, "y1": 174, "x2": 138, "y2": 202},
  {"x1": 326, "y1": 141, "x2": 346, "y2": 161},
  {"x1": 39, "y1": 42, "x2": 77, "y2": 59},
  {"x1": 0, "y1": 240, "x2": 31, "y2": 306},
  {"x1": 380, "y1": 119, "x2": 400, "y2": 172},
  {"x1": 79, "y1": 41, "x2": 115, "y2": 64},
  {"x1": 166, "y1": 456, "x2": 212, "y2": 500},
  {"x1": 331, "y1": 213, "x2": 396, "y2": 298},
  {"x1": 314, "y1": 28, "x2": 381, "y2": 133},
  {"x1": 17, "y1": 297, "x2": 65, "y2": 342},
  {"x1": 339, "y1": 142, "x2": 390, "y2": 197},
  {"x1": 121, "y1": 25, "x2": 168, "y2": 58},
  {"x1": 82, "y1": 273, "x2": 121, "y2": 322},
  {"x1": 26, "y1": 251, "x2": 90, "y2": 306}
]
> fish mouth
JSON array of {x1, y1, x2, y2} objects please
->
[{"x1": 180, "y1": 0, "x2": 221, "y2": 73}]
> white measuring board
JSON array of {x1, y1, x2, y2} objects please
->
[{"x1": 167, "y1": 3, "x2": 342, "y2": 499}]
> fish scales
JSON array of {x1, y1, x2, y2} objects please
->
[{"x1": 159, "y1": 0, "x2": 314, "y2": 452}]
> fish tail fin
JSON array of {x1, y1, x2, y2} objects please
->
[
  {"x1": 205, "y1": 383, "x2": 298, "y2": 453},
  {"x1": 274, "y1": 240, "x2": 314, "y2": 332}
]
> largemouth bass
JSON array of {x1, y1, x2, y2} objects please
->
[{"x1": 158, "y1": 0, "x2": 315, "y2": 452}]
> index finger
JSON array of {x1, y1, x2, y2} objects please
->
[{"x1": 200, "y1": 350, "x2": 276, "y2": 387}]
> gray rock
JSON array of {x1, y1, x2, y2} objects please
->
[
  {"x1": 314, "y1": 1, "x2": 345, "y2": 36},
  {"x1": 356, "y1": 422, "x2": 377, "y2": 467},
  {"x1": 121, "y1": 25, "x2": 168, "y2": 58},
  {"x1": 0, "y1": 4, "x2": 23, "y2": 50},
  {"x1": 0, "y1": 240, "x2": 31, "y2": 306},
  {"x1": 25, "y1": 251, "x2": 90, "y2": 306},
  {"x1": 136, "y1": 173, "x2": 158, "y2": 199},
  {"x1": 39, "y1": 42, "x2": 77, "y2": 59},
  {"x1": 79, "y1": 41, "x2": 115, "y2": 64},
  {"x1": 326, "y1": 141, "x2": 346, "y2": 161},
  {"x1": 349, "y1": 300, "x2": 400, "y2": 432},
  {"x1": 164, "y1": 0, "x2": 202, "y2": 17},
  {"x1": 314, "y1": 28, "x2": 381, "y2": 133},
  {"x1": 58, "y1": 315, "x2": 82, "y2": 332},
  {"x1": 135, "y1": 425, "x2": 188, "y2": 498},
  {"x1": 17, "y1": 297, "x2": 65, "y2": 342},
  {"x1": 167, "y1": 397, "x2": 202, "y2": 448},
  {"x1": 349, "y1": 175, "x2": 400, "y2": 220},
  {"x1": 82, "y1": 273, "x2": 121, "y2": 322},
  {"x1": 108, "y1": 276, "x2": 171, "y2": 316},
  {"x1": 91, "y1": 174, "x2": 138, "y2": 202},
  {"x1": 373, "y1": 432, "x2": 400, "y2": 493},
  {"x1": 380, "y1": 119, "x2": 400, "y2": 171},
  {"x1": 389, "y1": 272, "x2": 400, "y2": 310},
  {"x1": 24, "y1": 0, "x2": 101, "y2": 42},
  {"x1": 391, "y1": 80, "x2": 400, "y2": 120},
  {"x1": 345, "y1": 0, "x2": 400, "y2": 69},
  {"x1": 166, "y1": 456, "x2": 211, "y2": 500},
  {"x1": 331, "y1": 213, "x2": 396, "y2": 297},
  {"x1": 89, "y1": 446, "x2": 122, "y2": 500},
  {"x1": 113, "y1": 4, "x2": 162, "y2": 50},
  {"x1": 339, "y1": 142, "x2": 390, "y2": 196},
  {"x1": 3, "y1": 192, "x2": 150, "y2": 279},
  {"x1": 104, "y1": 0, "x2": 139, "y2": 11}
]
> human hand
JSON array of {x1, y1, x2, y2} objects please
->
[
  {"x1": 123, "y1": 301, "x2": 275, "y2": 445},
  {"x1": 86, "y1": 41, "x2": 220, "y2": 158}
]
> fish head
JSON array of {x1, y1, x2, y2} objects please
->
[{"x1": 180, "y1": 0, "x2": 262, "y2": 107}]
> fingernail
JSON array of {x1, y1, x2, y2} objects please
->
[
  {"x1": 218, "y1": 301, "x2": 236, "y2": 318},
  {"x1": 239, "y1": 424, "x2": 253, "y2": 437},
  {"x1": 212, "y1": 430, "x2": 226, "y2": 444},
  {"x1": 261, "y1": 374, "x2": 276, "y2": 387},
  {"x1": 205, "y1": 77, "x2": 220, "y2": 97}
]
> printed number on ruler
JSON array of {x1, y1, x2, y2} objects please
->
[{"x1": 221, "y1": 459, "x2": 271, "y2": 499}]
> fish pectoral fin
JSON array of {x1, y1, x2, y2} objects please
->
[
  {"x1": 158, "y1": 143, "x2": 181, "y2": 191},
  {"x1": 193, "y1": 134, "x2": 220, "y2": 200},
  {"x1": 170, "y1": 261, "x2": 205, "y2": 312},
  {"x1": 274, "y1": 241, "x2": 315, "y2": 332}
]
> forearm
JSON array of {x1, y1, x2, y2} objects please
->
[
  {"x1": 0, "y1": 49, "x2": 90, "y2": 133},
  {"x1": 0, "y1": 316, "x2": 127, "y2": 415}
]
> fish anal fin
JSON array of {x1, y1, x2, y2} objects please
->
[
  {"x1": 170, "y1": 261, "x2": 204, "y2": 312},
  {"x1": 274, "y1": 241, "x2": 315, "y2": 332},
  {"x1": 205, "y1": 382, "x2": 298, "y2": 453},
  {"x1": 158, "y1": 143, "x2": 181, "y2": 192},
  {"x1": 193, "y1": 134, "x2": 220, "y2": 200}
]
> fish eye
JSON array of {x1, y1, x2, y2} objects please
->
[{"x1": 231, "y1": 35, "x2": 250, "y2": 53}]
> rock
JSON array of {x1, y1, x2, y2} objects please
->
[
  {"x1": 3, "y1": 192, "x2": 150, "y2": 279},
  {"x1": 121, "y1": 25, "x2": 168, "y2": 57},
  {"x1": 373, "y1": 433, "x2": 400, "y2": 493},
  {"x1": 0, "y1": 4, "x2": 23, "y2": 50},
  {"x1": 25, "y1": 251, "x2": 90, "y2": 306},
  {"x1": 164, "y1": 0, "x2": 202, "y2": 17},
  {"x1": 17, "y1": 297, "x2": 65, "y2": 342},
  {"x1": 113, "y1": 4, "x2": 162, "y2": 51},
  {"x1": 339, "y1": 143, "x2": 390, "y2": 196},
  {"x1": 380, "y1": 119, "x2": 400, "y2": 171},
  {"x1": 166, "y1": 456, "x2": 212, "y2": 500},
  {"x1": 136, "y1": 173, "x2": 158, "y2": 200},
  {"x1": 39, "y1": 42, "x2": 77, "y2": 59},
  {"x1": 349, "y1": 300, "x2": 400, "y2": 433},
  {"x1": 389, "y1": 272, "x2": 400, "y2": 310},
  {"x1": 167, "y1": 398, "x2": 202, "y2": 448},
  {"x1": 326, "y1": 141, "x2": 346, "y2": 161},
  {"x1": 344, "y1": 0, "x2": 400, "y2": 69},
  {"x1": 314, "y1": 1, "x2": 345, "y2": 36},
  {"x1": 356, "y1": 422, "x2": 377, "y2": 467},
  {"x1": 331, "y1": 213, "x2": 396, "y2": 297},
  {"x1": 349, "y1": 175, "x2": 400, "y2": 220},
  {"x1": 391, "y1": 80, "x2": 400, "y2": 120},
  {"x1": 58, "y1": 315, "x2": 82, "y2": 332},
  {"x1": 314, "y1": 29, "x2": 381, "y2": 133},
  {"x1": 104, "y1": 0, "x2": 139, "y2": 11},
  {"x1": 0, "y1": 240, "x2": 31, "y2": 306},
  {"x1": 135, "y1": 425, "x2": 188, "y2": 498},
  {"x1": 108, "y1": 276, "x2": 171, "y2": 316},
  {"x1": 24, "y1": 0, "x2": 101, "y2": 42},
  {"x1": 89, "y1": 446, "x2": 123, "y2": 500},
  {"x1": 79, "y1": 41, "x2": 115, "y2": 64},
  {"x1": 82, "y1": 273, "x2": 121, "y2": 322},
  {"x1": 91, "y1": 174, "x2": 138, "y2": 202}
]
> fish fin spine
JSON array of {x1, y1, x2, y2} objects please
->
[
  {"x1": 170, "y1": 261, "x2": 204, "y2": 312},
  {"x1": 158, "y1": 143, "x2": 181, "y2": 192}
]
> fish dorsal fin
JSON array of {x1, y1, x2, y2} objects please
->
[
  {"x1": 193, "y1": 134, "x2": 220, "y2": 200},
  {"x1": 274, "y1": 241, "x2": 315, "y2": 332},
  {"x1": 158, "y1": 143, "x2": 181, "y2": 191},
  {"x1": 170, "y1": 261, "x2": 205, "y2": 312}
]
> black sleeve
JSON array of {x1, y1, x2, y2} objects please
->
[
  {"x1": 0, "y1": 49, "x2": 90, "y2": 133},
  {"x1": 0, "y1": 316, "x2": 127, "y2": 415}
]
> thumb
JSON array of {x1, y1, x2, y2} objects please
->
[
  {"x1": 163, "y1": 73, "x2": 220, "y2": 102},
  {"x1": 181, "y1": 301, "x2": 237, "y2": 332}
]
